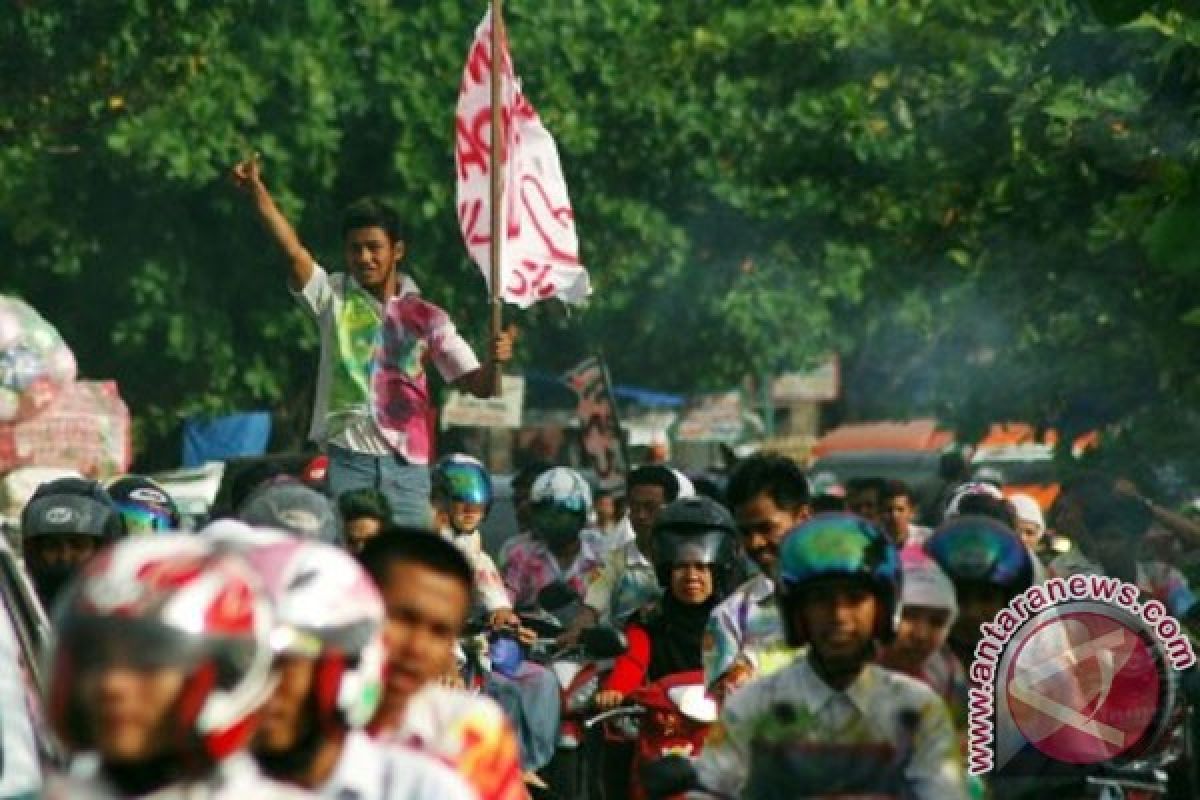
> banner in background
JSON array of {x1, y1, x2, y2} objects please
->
[
  {"x1": 562, "y1": 357, "x2": 625, "y2": 489},
  {"x1": 441, "y1": 374, "x2": 525, "y2": 429}
]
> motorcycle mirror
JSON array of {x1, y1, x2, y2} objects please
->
[
  {"x1": 640, "y1": 755, "x2": 698, "y2": 798},
  {"x1": 580, "y1": 625, "x2": 628, "y2": 658},
  {"x1": 536, "y1": 581, "x2": 577, "y2": 611}
]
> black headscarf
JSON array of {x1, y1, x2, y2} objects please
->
[{"x1": 644, "y1": 593, "x2": 716, "y2": 681}]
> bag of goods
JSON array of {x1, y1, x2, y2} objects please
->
[
  {"x1": 0, "y1": 295, "x2": 77, "y2": 424},
  {"x1": 0, "y1": 381, "x2": 131, "y2": 479}
]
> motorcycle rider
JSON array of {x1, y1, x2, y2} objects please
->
[
  {"x1": 704, "y1": 454, "x2": 809, "y2": 704},
  {"x1": 595, "y1": 496, "x2": 740, "y2": 710},
  {"x1": 42, "y1": 534, "x2": 315, "y2": 799},
  {"x1": 337, "y1": 488, "x2": 392, "y2": 554},
  {"x1": 924, "y1": 515, "x2": 1035, "y2": 675},
  {"x1": 695, "y1": 513, "x2": 967, "y2": 799},
  {"x1": 228, "y1": 532, "x2": 476, "y2": 799},
  {"x1": 359, "y1": 528, "x2": 529, "y2": 800},
  {"x1": 431, "y1": 454, "x2": 518, "y2": 626},
  {"x1": 501, "y1": 466, "x2": 606, "y2": 610},
  {"x1": 107, "y1": 475, "x2": 182, "y2": 534},
  {"x1": 559, "y1": 465, "x2": 692, "y2": 645},
  {"x1": 879, "y1": 547, "x2": 964, "y2": 706},
  {"x1": 21, "y1": 476, "x2": 125, "y2": 609},
  {"x1": 1049, "y1": 482, "x2": 1200, "y2": 625}
]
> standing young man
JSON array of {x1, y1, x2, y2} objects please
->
[{"x1": 232, "y1": 158, "x2": 515, "y2": 528}]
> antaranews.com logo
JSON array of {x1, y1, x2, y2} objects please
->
[{"x1": 967, "y1": 575, "x2": 1196, "y2": 774}]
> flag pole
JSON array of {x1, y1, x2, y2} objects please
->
[{"x1": 488, "y1": 0, "x2": 504, "y2": 398}]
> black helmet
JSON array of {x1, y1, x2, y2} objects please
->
[
  {"x1": 108, "y1": 475, "x2": 182, "y2": 534},
  {"x1": 21, "y1": 478, "x2": 125, "y2": 541},
  {"x1": 652, "y1": 496, "x2": 740, "y2": 600},
  {"x1": 238, "y1": 477, "x2": 341, "y2": 545}
]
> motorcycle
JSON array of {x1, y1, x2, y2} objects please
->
[
  {"x1": 586, "y1": 669, "x2": 718, "y2": 800},
  {"x1": 524, "y1": 582, "x2": 628, "y2": 800}
]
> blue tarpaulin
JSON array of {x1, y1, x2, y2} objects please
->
[{"x1": 182, "y1": 412, "x2": 272, "y2": 467}]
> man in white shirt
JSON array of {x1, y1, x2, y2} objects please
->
[{"x1": 232, "y1": 157, "x2": 514, "y2": 527}]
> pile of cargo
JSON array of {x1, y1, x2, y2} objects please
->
[{"x1": 0, "y1": 295, "x2": 130, "y2": 522}]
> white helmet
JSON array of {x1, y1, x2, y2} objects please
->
[
  {"x1": 227, "y1": 536, "x2": 386, "y2": 729},
  {"x1": 530, "y1": 467, "x2": 592, "y2": 548},
  {"x1": 48, "y1": 535, "x2": 277, "y2": 762}
]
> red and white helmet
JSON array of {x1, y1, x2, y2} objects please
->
[
  {"x1": 47, "y1": 534, "x2": 276, "y2": 763},
  {"x1": 229, "y1": 535, "x2": 387, "y2": 730}
]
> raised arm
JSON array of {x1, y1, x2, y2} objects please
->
[{"x1": 231, "y1": 157, "x2": 315, "y2": 290}]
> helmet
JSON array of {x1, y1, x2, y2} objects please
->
[
  {"x1": 47, "y1": 535, "x2": 276, "y2": 763},
  {"x1": 943, "y1": 481, "x2": 1005, "y2": 518},
  {"x1": 238, "y1": 477, "x2": 341, "y2": 545},
  {"x1": 651, "y1": 496, "x2": 739, "y2": 601},
  {"x1": 21, "y1": 477, "x2": 124, "y2": 541},
  {"x1": 108, "y1": 475, "x2": 182, "y2": 534},
  {"x1": 899, "y1": 548, "x2": 958, "y2": 623},
  {"x1": 971, "y1": 466, "x2": 1007, "y2": 489},
  {"x1": 529, "y1": 467, "x2": 591, "y2": 549},
  {"x1": 432, "y1": 454, "x2": 493, "y2": 509},
  {"x1": 21, "y1": 477, "x2": 126, "y2": 606},
  {"x1": 775, "y1": 513, "x2": 901, "y2": 647},
  {"x1": 231, "y1": 536, "x2": 387, "y2": 730},
  {"x1": 924, "y1": 515, "x2": 1033, "y2": 595}
]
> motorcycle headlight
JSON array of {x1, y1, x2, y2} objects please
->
[{"x1": 567, "y1": 674, "x2": 601, "y2": 714}]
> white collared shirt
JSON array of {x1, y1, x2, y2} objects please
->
[
  {"x1": 318, "y1": 730, "x2": 476, "y2": 800},
  {"x1": 48, "y1": 754, "x2": 318, "y2": 799},
  {"x1": 695, "y1": 656, "x2": 967, "y2": 799}
]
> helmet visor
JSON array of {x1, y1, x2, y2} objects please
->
[
  {"x1": 530, "y1": 502, "x2": 584, "y2": 544},
  {"x1": 655, "y1": 531, "x2": 726, "y2": 568},
  {"x1": 117, "y1": 503, "x2": 175, "y2": 535},
  {"x1": 777, "y1": 514, "x2": 895, "y2": 590},
  {"x1": 442, "y1": 466, "x2": 492, "y2": 506},
  {"x1": 926, "y1": 516, "x2": 1029, "y2": 586}
]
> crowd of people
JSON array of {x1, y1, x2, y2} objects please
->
[
  {"x1": 11, "y1": 449, "x2": 1200, "y2": 799},
  {"x1": 6, "y1": 176, "x2": 1199, "y2": 799}
]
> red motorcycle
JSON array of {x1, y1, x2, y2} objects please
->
[{"x1": 587, "y1": 669, "x2": 718, "y2": 800}]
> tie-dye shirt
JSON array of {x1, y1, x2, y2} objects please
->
[
  {"x1": 703, "y1": 572, "x2": 796, "y2": 691},
  {"x1": 375, "y1": 685, "x2": 528, "y2": 800},
  {"x1": 696, "y1": 658, "x2": 967, "y2": 800},
  {"x1": 294, "y1": 266, "x2": 479, "y2": 464},
  {"x1": 500, "y1": 528, "x2": 607, "y2": 609}
]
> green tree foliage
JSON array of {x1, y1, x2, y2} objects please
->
[{"x1": 2, "y1": 0, "x2": 1199, "y2": 475}]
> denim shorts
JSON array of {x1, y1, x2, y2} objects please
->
[{"x1": 327, "y1": 445, "x2": 433, "y2": 530}]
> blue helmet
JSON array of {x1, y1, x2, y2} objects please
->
[
  {"x1": 776, "y1": 513, "x2": 901, "y2": 647},
  {"x1": 432, "y1": 454, "x2": 493, "y2": 509}
]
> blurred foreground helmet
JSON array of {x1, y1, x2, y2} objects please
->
[
  {"x1": 232, "y1": 536, "x2": 386, "y2": 729},
  {"x1": 238, "y1": 477, "x2": 341, "y2": 545},
  {"x1": 47, "y1": 535, "x2": 276, "y2": 763}
]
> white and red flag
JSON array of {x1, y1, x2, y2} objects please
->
[{"x1": 455, "y1": 10, "x2": 591, "y2": 309}]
